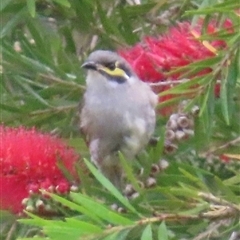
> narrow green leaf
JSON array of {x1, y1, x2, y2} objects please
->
[
  {"x1": 119, "y1": 7, "x2": 138, "y2": 45},
  {"x1": 158, "y1": 75, "x2": 209, "y2": 97},
  {"x1": 220, "y1": 71, "x2": 230, "y2": 125},
  {"x1": 224, "y1": 175, "x2": 240, "y2": 186},
  {"x1": 53, "y1": 0, "x2": 71, "y2": 7},
  {"x1": 44, "y1": 218, "x2": 102, "y2": 238},
  {"x1": 178, "y1": 168, "x2": 207, "y2": 190},
  {"x1": 158, "y1": 222, "x2": 168, "y2": 240},
  {"x1": 180, "y1": 203, "x2": 209, "y2": 215},
  {"x1": 124, "y1": 3, "x2": 157, "y2": 16},
  {"x1": 19, "y1": 211, "x2": 49, "y2": 227},
  {"x1": 141, "y1": 224, "x2": 152, "y2": 240},
  {"x1": 220, "y1": 50, "x2": 239, "y2": 125},
  {"x1": 70, "y1": 192, "x2": 133, "y2": 225},
  {"x1": 119, "y1": 152, "x2": 142, "y2": 193},
  {"x1": 0, "y1": 0, "x2": 13, "y2": 11},
  {"x1": 203, "y1": 175, "x2": 238, "y2": 203},
  {"x1": 0, "y1": 8, "x2": 26, "y2": 38},
  {"x1": 17, "y1": 81, "x2": 52, "y2": 107},
  {"x1": 199, "y1": 81, "x2": 212, "y2": 116},
  {"x1": 26, "y1": 0, "x2": 35, "y2": 17},
  {"x1": 0, "y1": 103, "x2": 25, "y2": 113},
  {"x1": 83, "y1": 159, "x2": 140, "y2": 216},
  {"x1": 102, "y1": 229, "x2": 131, "y2": 240},
  {"x1": 41, "y1": 192, "x2": 104, "y2": 225},
  {"x1": 96, "y1": 0, "x2": 121, "y2": 38}
]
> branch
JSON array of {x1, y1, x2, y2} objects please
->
[
  {"x1": 29, "y1": 104, "x2": 78, "y2": 116},
  {"x1": 149, "y1": 79, "x2": 221, "y2": 87},
  {"x1": 205, "y1": 137, "x2": 240, "y2": 156},
  {"x1": 198, "y1": 192, "x2": 240, "y2": 212},
  {"x1": 39, "y1": 74, "x2": 85, "y2": 90}
]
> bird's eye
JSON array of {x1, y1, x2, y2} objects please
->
[{"x1": 106, "y1": 62, "x2": 116, "y2": 70}]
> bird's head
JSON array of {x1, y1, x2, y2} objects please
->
[{"x1": 81, "y1": 50, "x2": 136, "y2": 85}]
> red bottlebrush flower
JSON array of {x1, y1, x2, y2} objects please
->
[
  {"x1": 119, "y1": 20, "x2": 232, "y2": 114},
  {"x1": 0, "y1": 125, "x2": 80, "y2": 214}
]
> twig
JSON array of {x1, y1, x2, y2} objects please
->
[
  {"x1": 149, "y1": 79, "x2": 222, "y2": 87},
  {"x1": 205, "y1": 137, "x2": 240, "y2": 156},
  {"x1": 198, "y1": 192, "x2": 240, "y2": 212},
  {"x1": 39, "y1": 74, "x2": 85, "y2": 90},
  {"x1": 29, "y1": 104, "x2": 78, "y2": 116},
  {"x1": 193, "y1": 220, "x2": 229, "y2": 240},
  {"x1": 6, "y1": 222, "x2": 17, "y2": 240},
  {"x1": 149, "y1": 78, "x2": 190, "y2": 86}
]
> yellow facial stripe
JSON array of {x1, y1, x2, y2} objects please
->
[{"x1": 98, "y1": 66, "x2": 129, "y2": 79}]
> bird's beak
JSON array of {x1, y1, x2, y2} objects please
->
[{"x1": 81, "y1": 61, "x2": 98, "y2": 70}]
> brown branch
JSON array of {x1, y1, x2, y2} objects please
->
[
  {"x1": 198, "y1": 192, "x2": 240, "y2": 212},
  {"x1": 205, "y1": 137, "x2": 240, "y2": 156}
]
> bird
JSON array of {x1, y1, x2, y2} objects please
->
[{"x1": 80, "y1": 50, "x2": 158, "y2": 189}]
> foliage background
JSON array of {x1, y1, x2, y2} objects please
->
[{"x1": 1, "y1": 0, "x2": 240, "y2": 239}]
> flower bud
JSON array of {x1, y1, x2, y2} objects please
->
[
  {"x1": 117, "y1": 207, "x2": 126, "y2": 213},
  {"x1": 151, "y1": 164, "x2": 160, "y2": 174},
  {"x1": 25, "y1": 205, "x2": 35, "y2": 212},
  {"x1": 158, "y1": 159, "x2": 169, "y2": 170},
  {"x1": 175, "y1": 130, "x2": 188, "y2": 141},
  {"x1": 183, "y1": 129, "x2": 194, "y2": 137},
  {"x1": 111, "y1": 203, "x2": 118, "y2": 211},
  {"x1": 35, "y1": 199, "x2": 44, "y2": 209},
  {"x1": 70, "y1": 185, "x2": 79, "y2": 192},
  {"x1": 44, "y1": 204, "x2": 53, "y2": 212},
  {"x1": 165, "y1": 129, "x2": 176, "y2": 141},
  {"x1": 21, "y1": 198, "x2": 29, "y2": 206},
  {"x1": 130, "y1": 192, "x2": 140, "y2": 200},
  {"x1": 177, "y1": 116, "x2": 190, "y2": 129},
  {"x1": 123, "y1": 184, "x2": 135, "y2": 196},
  {"x1": 166, "y1": 119, "x2": 178, "y2": 130},
  {"x1": 164, "y1": 142, "x2": 178, "y2": 154},
  {"x1": 169, "y1": 113, "x2": 180, "y2": 121},
  {"x1": 14, "y1": 41, "x2": 22, "y2": 52},
  {"x1": 146, "y1": 177, "x2": 157, "y2": 188},
  {"x1": 191, "y1": 105, "x2": 200, "y2": 116}
]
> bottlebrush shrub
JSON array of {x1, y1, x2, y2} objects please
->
[
  {"x1": 119, "y1": 20, "x2": 233, "y2": 114},
  {"x1": 0, "y1": 125, "x2": 80, "y2": 215}
]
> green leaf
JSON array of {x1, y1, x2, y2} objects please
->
[
  {"x1": 26, "y1": 0, "x2": 35, "y2": 17},
  {"x1": 96, "y1": 0, "x2": 122, "y2": 39},
  {"x1": 0, "y1": 0, "x2": 14, "y2": 11},
  {"x1": 0, "y1": 103, "x2": 26, "y2": 113},
  {"x1": 41, "y1": 192, "x2": 104, "y2": 225},
  {"x1": 118, "y1": 7, "x2": 138, "y2": 45},
  {"x1": 83, "y1": 159, "x2": 140, "y2": 216},
  {"x1": 124, "y1": 3, "x2": 157, "y2": 16},
  {"x1": 141, "y1": 224, "x2": 152, "y2": 240},
  {"x1": 158, "y1": 222, "x2": 168, "y2": 240},
  {"x1": 70, "y1": 192, "x2": 133, "y2": 225},
  {"x1": 119, "y1": 152, "x2": 142, "y2": 193},
  {"x1": 220, "y1": 50, "x2": 239, "y2": 125},
  {"x1": 53, "y1": 0, "x2": 71, "y2": 7},
  {"x1": 0, "y1": 7, "x2": 26, "y2": 38},
  {"x1": 44, "y1": 218, "x2": 102, "y2": 240}
]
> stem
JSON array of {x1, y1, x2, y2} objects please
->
[{"x1": 40, "y1": 74, "x2": 86, "y2": 90}]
